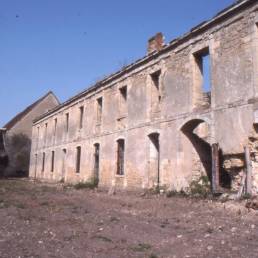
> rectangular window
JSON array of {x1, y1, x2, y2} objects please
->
[
  {"x1": 34, "y1": 154, "x2": 38, "y2": 176},
  {"x1": 79, "y1": 106, "x2": 84, "y2": 129},
  {"x1": 117, "y1": 139, "x2": 125, "y2": 175},
  {"x1": 51, "y1": 151, "x2": 55, "y2": 172},
  {"x1": 36, "y1": 127, "x2": 40, "y2": 149},
  {"x1": 76, "y1": 146, "x2": 81, "y2": 173},
  {"x1": 194, "y1": 48, "x2": 211, "y2": 93},
  {"x1": 65, "y1": 113, "x2": 69, "y2": 132},
  {"x1": 150, "y1": 70, "x2": 161, "y2": 111},
  {"x1": 42, "y1": 152, "x2": 45, "y2": 172},
  {"x1": 44, "y1": 123, "x2": 48, "y2": 144},
  {"x1": 97, "y1": 97, "x2": 103, "y2": 124},
  {"x1": 54, "y1": 118, "x2": 57, "y2": 138},
  {"x1": 94, "y1": 143, "x2": 100, "y2": 180},
  {"x1": 193, "y1": 48, "x2": 211, "y2": 107},
  {"x1": 119, "y1": 86, "x2": 127, "y2": 115}
]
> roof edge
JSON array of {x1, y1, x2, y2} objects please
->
[
  {"x1": 4, "y1": 91, "x2": 59, "y2": 130},
  {"x1": 33, "y1": 0, "x2": 257, "y2": 124}
]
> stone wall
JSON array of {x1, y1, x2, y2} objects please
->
[{"x1": 29, "y1": 0, "x2": 258, "y2": 193}]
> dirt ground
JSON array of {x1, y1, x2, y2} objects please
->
[{"x1": 0, "y1": 179, "x2": 257, "y2": 258}]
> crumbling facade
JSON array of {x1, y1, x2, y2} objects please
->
[{"x1": 29, "y1": 0, "x2": 258, "y2": 194}]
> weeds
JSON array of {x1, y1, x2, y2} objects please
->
[
  {"x1": 110, "y1": 216, "x2": 120, "y2": 222},
  {"x1": 189, "y1": 175, "x2": 210, "y2": 197},
  {"x1": 0, "y1": 201, "x2": 9, "y2": 208},
  {"x1": 131, "y1": 243, "x2": 152, "y2": 252},
  {"x1": 14, "y1": 203, "x2": 26, "y2": 209},
  {"x1": 40, "y1": 201, "x2": 50, "y2": 206},
  {"x1": 92, "y1": 235, "x2": 112, "y2": 242},
  {"x1": 73, "y1": 178, "x2": 99, "y2": 190},
  {"x1": 166, "y1": 190, "x2": 188, "y2": 198}
]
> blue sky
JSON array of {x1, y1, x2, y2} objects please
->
[{"x1": 0, "y1": 0, "x2": 234, "y2": 127}]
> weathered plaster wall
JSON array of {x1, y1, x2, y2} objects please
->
[{"x1": 29, "y1": 1, "x2": 258, "y2": 193}]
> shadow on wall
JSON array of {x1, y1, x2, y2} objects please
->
[
  {"x1": 181, "y1": 119, "x2": 231, "y2": 189},
  {"x1": 181, "y1": 119, "x2": 212, "y2": 182},
  {"x1": 0, "y1": 153, "x2": 9, "y2": 177},
  {"x1": 4, "y1": 133, "x2": 31, "y2": 178}
]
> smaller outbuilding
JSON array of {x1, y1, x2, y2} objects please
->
[{"x1": 2, "y1": 91, "x2": 59, "y2": 177}]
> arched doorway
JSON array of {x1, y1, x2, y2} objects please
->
[{"x1": 180, "y1": 119, "x2": 212, "y2": 183}]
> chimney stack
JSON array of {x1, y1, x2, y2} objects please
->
[{"x1": 147, "y1": 32, "x2": 164, "y2": 55}]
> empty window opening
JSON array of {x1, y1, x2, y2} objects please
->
[
  {"x1": 65, "y1": 113, "x2": 69, "y2": 132},
  {"x1": 34, "y1": 154, "x2": 38, "y2": 177},
  {"x1": 61, "y1": 149, "x2": 67, "y2": 180},
  {"x1": 148, "y1": 133, "x2": 160, "y2": 188},
  {"x1": 51, "y1": 151, "x2": 55, "y2": 172},
  {"x1": 193, "y1": 48, "x2": 211, "y2": 107},
  {"x1": 79, "y1": 106, "x2": 84, "y2": 129},
  {"x1": 97, "y1": 97, "x2": 103, "y2": 123},
  {"x1": 42, "y1": 152, "x2": 45, "y2": 172},
  {"x1": 94, "y1": 143, "x2": 100, "y2": 184},
  {"x1": 117, "y1": 139, "x2": 125, "y2": 176},
  {"x1": 36, "y1": 127, "x2": 40, "y2": 149},
  {"x1": 150, "y1": 70, "x2": 161, "y2": 112},
  {"x1": 54, "y1": 118, "x2": 57, "y2": 138},
  {"x1": 119, "y1": 86, "x2": 127, "y2": 115},
  {"x1": 44, "y1": 123, "x2": 48, "y2": 144},
  {"x1": 76, "y1": 146, "x2": 81, "y2": 173}
]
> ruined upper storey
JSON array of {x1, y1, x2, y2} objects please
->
[
  {"x1": 34, "y1": 0, "x2": 258, "y2": 123},
  {"x1": 29, "y1": 0, "x2": 258, "y2": 193},
  {"x1": 32, "y1": 0, "x2": 258, "y2": 154}
]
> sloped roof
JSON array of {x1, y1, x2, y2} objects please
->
[{"x1": 4, "y1": 91, "x2": 59, "y2": 130}]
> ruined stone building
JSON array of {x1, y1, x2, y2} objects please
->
[
  {"x1": 29, "y1": 0, "x2": 258, "y2": 194},
  {"x1": 3, "y1": 91, "x2": 59, "y2": 176}
]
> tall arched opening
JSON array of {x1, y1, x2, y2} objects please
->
[{"x1": 180, "y1": 118, "x2": 212, "y2": 184}]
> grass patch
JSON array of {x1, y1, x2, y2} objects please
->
[
  {"x1": 110, "y1": 216, "x2": 120, "y2": 222},
  {"x1": 92, "y1": 235, "x2": 112, "y2": 242},
  {"x1": 14, "y1": 203, "x2": 26, "y2": 209},
  {"x1": 73, "y1": 178, "x2": 99, "y2": 190},
  {"x1": 131, "y1": 243, "x2": 152, "y2": 252},
  {"x1": 40, "y1": 201, "x2": 50, "y2": 206},
  {"x1": 0, "y1": 201, "x2": 9, "y2": 209},
  {"x1": 166, "y1": 190, "x2": 188, "y2": 198},
  {"x1": 189, "y1": 175, "x2": 210, "y2": 198}
]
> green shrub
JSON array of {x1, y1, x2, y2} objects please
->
[
  {"x1": 74, "y1": 177, "x2": 99, "y2": 190},
  {"x1": 131, "y1": 243, "x2": 152, "y2": 252},
  {"x1": 189, "y1": 175, "x2": 210, "y2": 197},
  {"x1": 166, "y1": 190, "x2": 188, "y2": 198}
]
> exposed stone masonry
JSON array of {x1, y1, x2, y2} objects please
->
[{"x1": 29, "y1": 0, "x2": 258, "y2": 195}]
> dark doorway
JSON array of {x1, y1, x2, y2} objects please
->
[
  {"x1": 34, "y1": 154, "x2": 38, "y2": 178},
  {"x1": 61, "y1": 149, "x2": 67, "y2": 181},
  {"x1": 94, "y1": 143, "x2": 100, "y2": 184},
  {"x1": 116, "y1": 139, "x2": 125, "y2": 176},
  {"x1": 148, "y1": 133, "x2": 160, "y2": 188}
]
